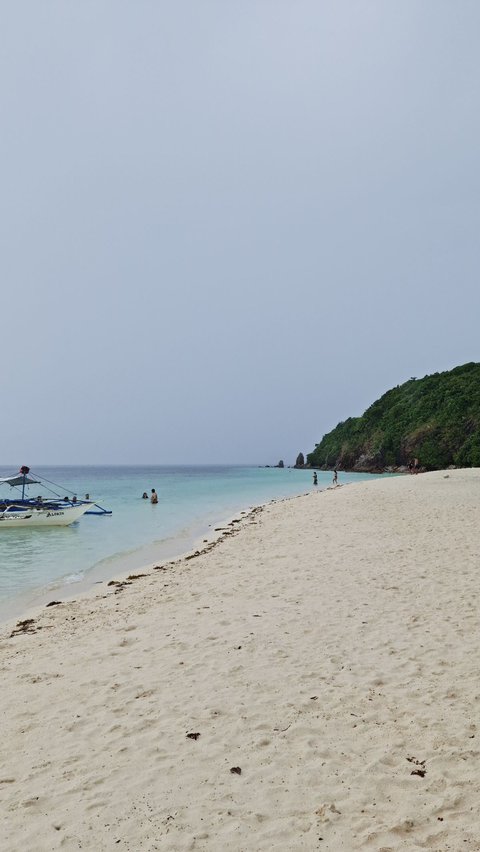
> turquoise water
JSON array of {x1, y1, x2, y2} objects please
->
[{"x1": 0, "y1": 465, "x2": 380, "y2": 620}]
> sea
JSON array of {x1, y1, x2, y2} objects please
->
[{"x1": 0, "y1": 465, "x2": 380, "y2": 622}]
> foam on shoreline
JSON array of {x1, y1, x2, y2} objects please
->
[{"x1": 1, "y1": 470, "x2": 479, "y2": 850}]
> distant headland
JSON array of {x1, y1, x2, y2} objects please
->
[{"x1": 302, "y1": 362, "x2": 480, "y2": 473}]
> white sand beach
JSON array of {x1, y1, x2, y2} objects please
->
[{"x1": 1, "y1": 469, "x2": 480, "y2": 851}]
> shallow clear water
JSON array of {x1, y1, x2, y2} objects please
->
[{"x1": 0, "y1": 465, "x2": 380, "y2": 620}]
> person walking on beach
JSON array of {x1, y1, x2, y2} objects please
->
[
  {"x1": 312, "y1": 472, "x2": 318, "y2": 486},
  {"x1": 151, "y1": 488, "x2": 158, "y2": 504},
  {"x1": 333, "y1": 469, "x2": 338, "y2": 486}
]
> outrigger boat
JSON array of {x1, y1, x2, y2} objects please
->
[{"x1": 0, "y1": 466, "x2": 112, "y2": 528}]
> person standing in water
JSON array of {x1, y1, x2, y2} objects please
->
[
  {"x1": 333, "y1": 470, "x2": 338, "y2": 486},
  {"x1": 312, "y1": 472, "x2": 318, "y2": 486},
  {"x1": 151, "y1": 488, "x2": 158, "y2": 504}
]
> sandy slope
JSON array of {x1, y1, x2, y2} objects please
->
[{"x1": 1, "y1": 469, "x2": 480, "y2": 851}]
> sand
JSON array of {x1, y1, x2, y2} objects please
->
[{"x1": 1, "y1": 469, "x2": 480, "y2": 851}]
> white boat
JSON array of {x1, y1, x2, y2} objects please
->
[
  {"x1": 0, "y1": 466, "x2": 111, "y2": 528},
  {"x1": 0, "y1": 501, "x2": 92, "y2": 528}
]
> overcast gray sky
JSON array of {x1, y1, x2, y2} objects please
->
[{"x1": 1, "y1": 1, "x2": 479, "y2": 465}]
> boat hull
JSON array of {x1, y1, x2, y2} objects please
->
[{"x1": 0, "y1": 503, "x2": 93, "y2": 528}]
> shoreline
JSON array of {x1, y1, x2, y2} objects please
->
[
  {"x1": 0, "y1": 466, "x2": 339, "y2": 626},
  {"x1": 0, "y1": 486, "x2": 317, "y2": 631},
  {"x1": 2, "y1": 470, "x2": 479, "y2": 849},
  {"x1": 0, "y1": 467, "x2": 378, "y2": 627}
]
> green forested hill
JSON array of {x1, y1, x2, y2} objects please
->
[{"x1": 307, "y1": 362, "x2": 480, "y2": 471}]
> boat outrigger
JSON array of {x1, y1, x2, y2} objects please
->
[{"x1": 0, "y1": 466, "x2": 112, "y2": 528}]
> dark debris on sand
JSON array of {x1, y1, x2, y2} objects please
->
[{"x1": 10, "y1": 619, "x2": 36, "y2": 637}]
